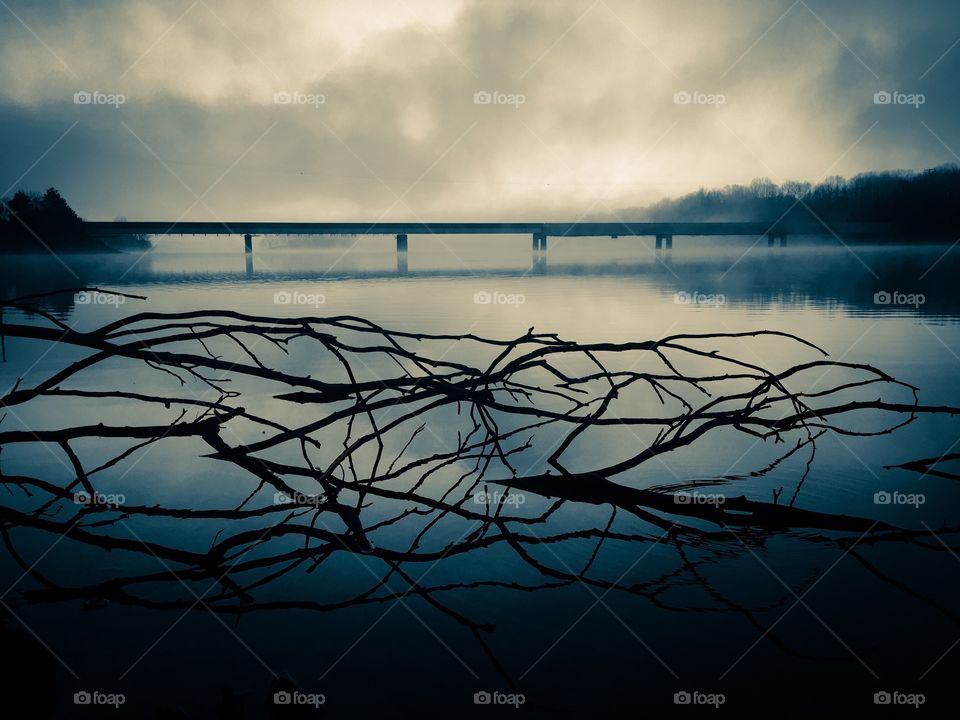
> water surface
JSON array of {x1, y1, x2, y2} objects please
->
[{"x1": 1, "y1": 236, "x2": 958, "y2": 717}]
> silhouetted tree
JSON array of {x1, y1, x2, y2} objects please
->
[{"x1": 0, "y1": 187, "x2": 109, "y2": 253}]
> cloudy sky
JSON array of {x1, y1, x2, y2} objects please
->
[{"x1": 1, "y1": 0, "x2": 958, "y2": 220}]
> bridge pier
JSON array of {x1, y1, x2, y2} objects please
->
[
  {"x1": 396, "y1": 233, "x2": 408, "y2": 253},
  {"x1": 655, "y1": 234, "x2": 673, "y2": 250},
  {"x1": 766, "y1": 231, "x2": 788, "y2": 247},
  {"x1": 532, "y1": 232, "x2": 546, "y2": 271},
  {"x1": 532, "y1": 231, "x2": 547, "y2": 255},
  {"x1": 244, "y1": 233, "x2": 252, "y2": 254}
]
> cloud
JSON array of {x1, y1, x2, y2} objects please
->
[{"x1": 0, "y1": 0, "x2": 958, "y2": 220}]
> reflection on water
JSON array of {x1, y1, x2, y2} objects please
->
[
  {"x1": 1, "y1": 237, "x2": 959, "y2": 717},
  {"x1": 3, "y1": 236, "x2": 959, "y2": 321}
]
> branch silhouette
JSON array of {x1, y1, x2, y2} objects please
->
[{"x1": 2, "y1": 288, "x2": 959, "y2": 688}]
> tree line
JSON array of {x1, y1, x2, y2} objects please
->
[{"x1": 634, "y1": 164, "x2": 960, "y2": 233}]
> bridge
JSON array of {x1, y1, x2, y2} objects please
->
[{"x1": 83, "y1": 220, "x2": 892, "y2": 256}]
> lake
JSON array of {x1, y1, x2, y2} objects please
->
[{"x1": 1, "y1": 235, "x2": 959, "y2": 717}]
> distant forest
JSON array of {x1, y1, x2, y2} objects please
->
[{"x1": 631, "y1": 164, "x2": 960, "y2": 232}]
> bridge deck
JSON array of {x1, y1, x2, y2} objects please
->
[{"x1": 83, "y1": 221, "x2": 889, "y2": 238}]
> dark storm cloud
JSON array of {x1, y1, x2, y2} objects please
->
[{"x1": 1, "y1": 0, "x2": 958, "y2": 220}]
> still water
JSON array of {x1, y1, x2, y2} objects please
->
[{"x1": 1, "y1": 235, "x2": 959, "y2": 717}]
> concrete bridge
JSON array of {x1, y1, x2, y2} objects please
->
[{"x1": 83, "y1": 220, "x2": 890, "y2": 256}]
